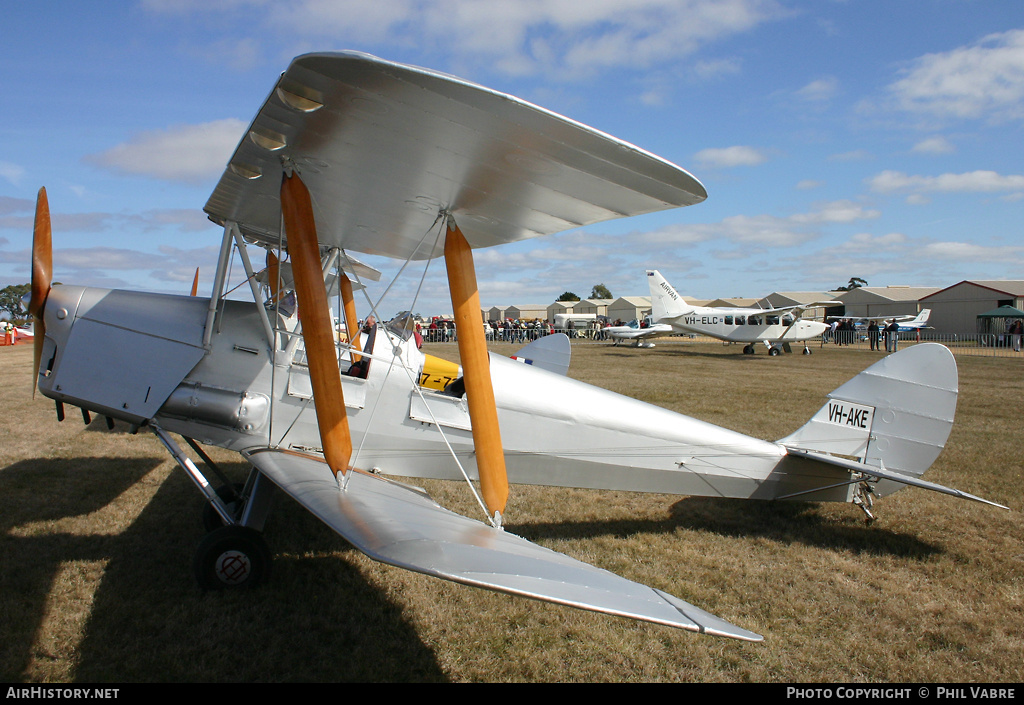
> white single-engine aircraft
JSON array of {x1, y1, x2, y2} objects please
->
[
  {"x1": 841, "y1": 310, "x2": 933, "y2": 332},
  {"x1": 28, "y1": 53, "x2": 1005, "y2": 643},
  {"x1": 605, "y1": 317, "x2": 674, "y2": 348},
  {"x1": 648, "y1": 270, "x2": 837, "y2": 355}
]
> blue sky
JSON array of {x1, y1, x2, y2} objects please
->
[{"x1": 2, "y1": 1, "x2": 1023, "y2": 317}]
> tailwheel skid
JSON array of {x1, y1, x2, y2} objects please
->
[{"x1": 852, "y1": 480, "x2": 877, "y2": 524}]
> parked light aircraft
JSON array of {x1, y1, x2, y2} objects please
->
[
  {"x1": 648, "y1": 270, "x2": 837, "y2": 355},
  {"x1": 838, "y1": 310, "x2": 933, "y2": 332},
  {"x1": 605, "y1": 317, "x2": 674, "y2": 347},
  {"x1": 27, "y1": 53, "x2": 1005, "y2": 643}
]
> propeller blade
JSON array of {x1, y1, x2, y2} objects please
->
[
  {"x1": 190, "y1": 267, "x2": 200, "y2": 296},
  {"x1": 31, "y1": 187, "x2": 52, "y2": 396}
]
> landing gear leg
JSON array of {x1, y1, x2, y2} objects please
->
[{"x1": 152, "y1": 425, "x2": 276, "y2": 588}]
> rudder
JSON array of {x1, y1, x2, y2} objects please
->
[
  {"x1": 778, "y1": 343, "x2": 957, "y2": 496},
  {"x1": 646, "y1": 270, "x2": 694, "y2": 321}
]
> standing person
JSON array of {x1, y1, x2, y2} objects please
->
[
  {"x1": 884, "y1": 319, "x2": 899, "y2": 353},
  {"x1": 1010, "y1": 318, "x2": 1023, "y2": 352},
  {"x1": 867, "y1": 320, "x2": 880, "y2": 351}
]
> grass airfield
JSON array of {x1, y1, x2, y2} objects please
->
[{"x1": 1, "y1": 339, "x2": 1021, "y2": 683}]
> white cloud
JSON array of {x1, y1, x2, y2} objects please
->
[
  {"x1": 921, "y1": 241, "x2": 1024, "y2": 262},
  {"x1": 868, "y1": 169, "x2": 1024, "y2": 194},
  {"x1": 0, "y1": 161, "x2": 25, "y2": 187},
  {"x1": 692, "y1": 57, "x2": 742, "y2": 81},
  {"x1": 911, "y1": 136, "x2": 955, "y2": 154},
  {"x1": 791, "y1": 200, "x2": 880, "y2": 224},
  {"x1": 636, "y1": 200, "x2": 878, "y2": 249},
  {"x1": 828, "y1": 149, "x2": 872, "y2": 162},
  {"x1": 886, "y1": 29, "x2": 1024, "y2": 122},
  {"x1": 795, "y1": 76, "x2": 839, "y2": 102},
  {"x1": 693, "y1": 145, "x2": 768, "y2": 168},
  {"x1": 152, "y1": 0, "x2": 787, "y2": 80},
  {"x1": 839, "y1": 232, "x2": 909, "y2": 252},
  {"x1": 87, "y1": 119, "x2": 246, "y2": 184}
]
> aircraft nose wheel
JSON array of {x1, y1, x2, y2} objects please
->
[{"x1": 194, "y1": 525, "x2": 272, "y2": 590}]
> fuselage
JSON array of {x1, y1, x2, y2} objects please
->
[
  {"x1": 664, "y1": 307, "x2": 829, "y2": 343},
  {"x1": 36, "y1": 285, "x2": 855, "y2": 504}
]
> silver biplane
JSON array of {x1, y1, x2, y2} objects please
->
[{"x1": 28, "y1": 53, "x2": 1005, "y2": 643}]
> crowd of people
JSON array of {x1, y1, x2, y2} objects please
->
[{"x1": 826, "y1": 318, "x2": 903, "y2": 352}]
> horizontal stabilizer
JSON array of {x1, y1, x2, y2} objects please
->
[
  {"x1": 245, "y1": 448, "x2": 761, "y2": 641},
  {"x1": 784, "y1": 447, "x2": 1007, "y2": 509}
]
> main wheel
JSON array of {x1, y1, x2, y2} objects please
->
[
  {"x1": 193, "y1": 525, "x2": 271, "y2": 590},
  {"x1": 743, "y1": 344, "x2": 755, "y2": 355},
  {"x1": 768, "y1": 346, "x2": 781, "y2": 356}
]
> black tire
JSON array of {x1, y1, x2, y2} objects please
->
[
  {"x1": 193, "y1": 525, "x2": 271, "y2": 590},
  {"x1": 768, "y1": 346, "x2": 781, "y2": 356},
  {"x1": 743, "y1": 344, "x2": 754, "y2": 355},
  {"x1": 201, "y1": 482, "x2": 245, "y2": 533}
]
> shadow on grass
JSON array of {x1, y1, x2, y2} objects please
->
[
  {"x1": 507, "y1": 496, "x2": 940, "y2": 561},
  {"x1": 2, "y1": 457, "x2": 448, "y2": 682},
  {"x1": 0, "y1": 457, "x2": 164, "y2": 682}
]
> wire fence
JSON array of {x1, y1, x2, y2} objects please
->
[
  {"x1": 812, "y1": 331, "x2": 1023, "y2": 358},
  {"x1": 422, "y1": 325, "x2": 1024, "y2": 359}
]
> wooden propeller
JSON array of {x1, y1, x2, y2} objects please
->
[{"x1": 30, "y1": 187, "x2": 52, "y2": 396}]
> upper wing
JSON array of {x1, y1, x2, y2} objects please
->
[
  {"x1": 759, "y1": 301, "x2": 841, "y2": 317},
  {"x1": 854, "y1": 314, "x2": 914, "y2": 323},
  {"x1": 204, "y1": 52, "x2": 706, "y2": 261},
  {"x1": 245, "y1": 448, "x2": 761, "y2": 641}
]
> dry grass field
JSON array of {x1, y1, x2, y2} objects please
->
[{"x1": 1, "y1": 339, "x2": 1021, "y2": 683}]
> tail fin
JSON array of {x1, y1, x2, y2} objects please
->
[
  {"x1": 778, "y1": 343, "x2": 957, "y2": 495},
  {"x1": 647, "y1": 270, "x2": 694, "y2": 321},
  {"x1": 511, "y1": 333, "x2": 571, "y2": 376},
  {"x1": 913, "y1": 309, "x2": 931, "y2": 326}
]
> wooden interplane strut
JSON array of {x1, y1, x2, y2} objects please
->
[
  {"x1": 339, "y1": 272, "x2": 361, "y2": 362},
  {"x1": 444, "y1": 217, "x2": 509, "y2": 523},
  {"x1": 280, "y1": 172, "x2": 353, "y2": 477}
]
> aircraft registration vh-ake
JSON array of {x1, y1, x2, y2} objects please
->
[{"x1": 27, "y1": 52, "x2": 1006, "y2": 643}]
